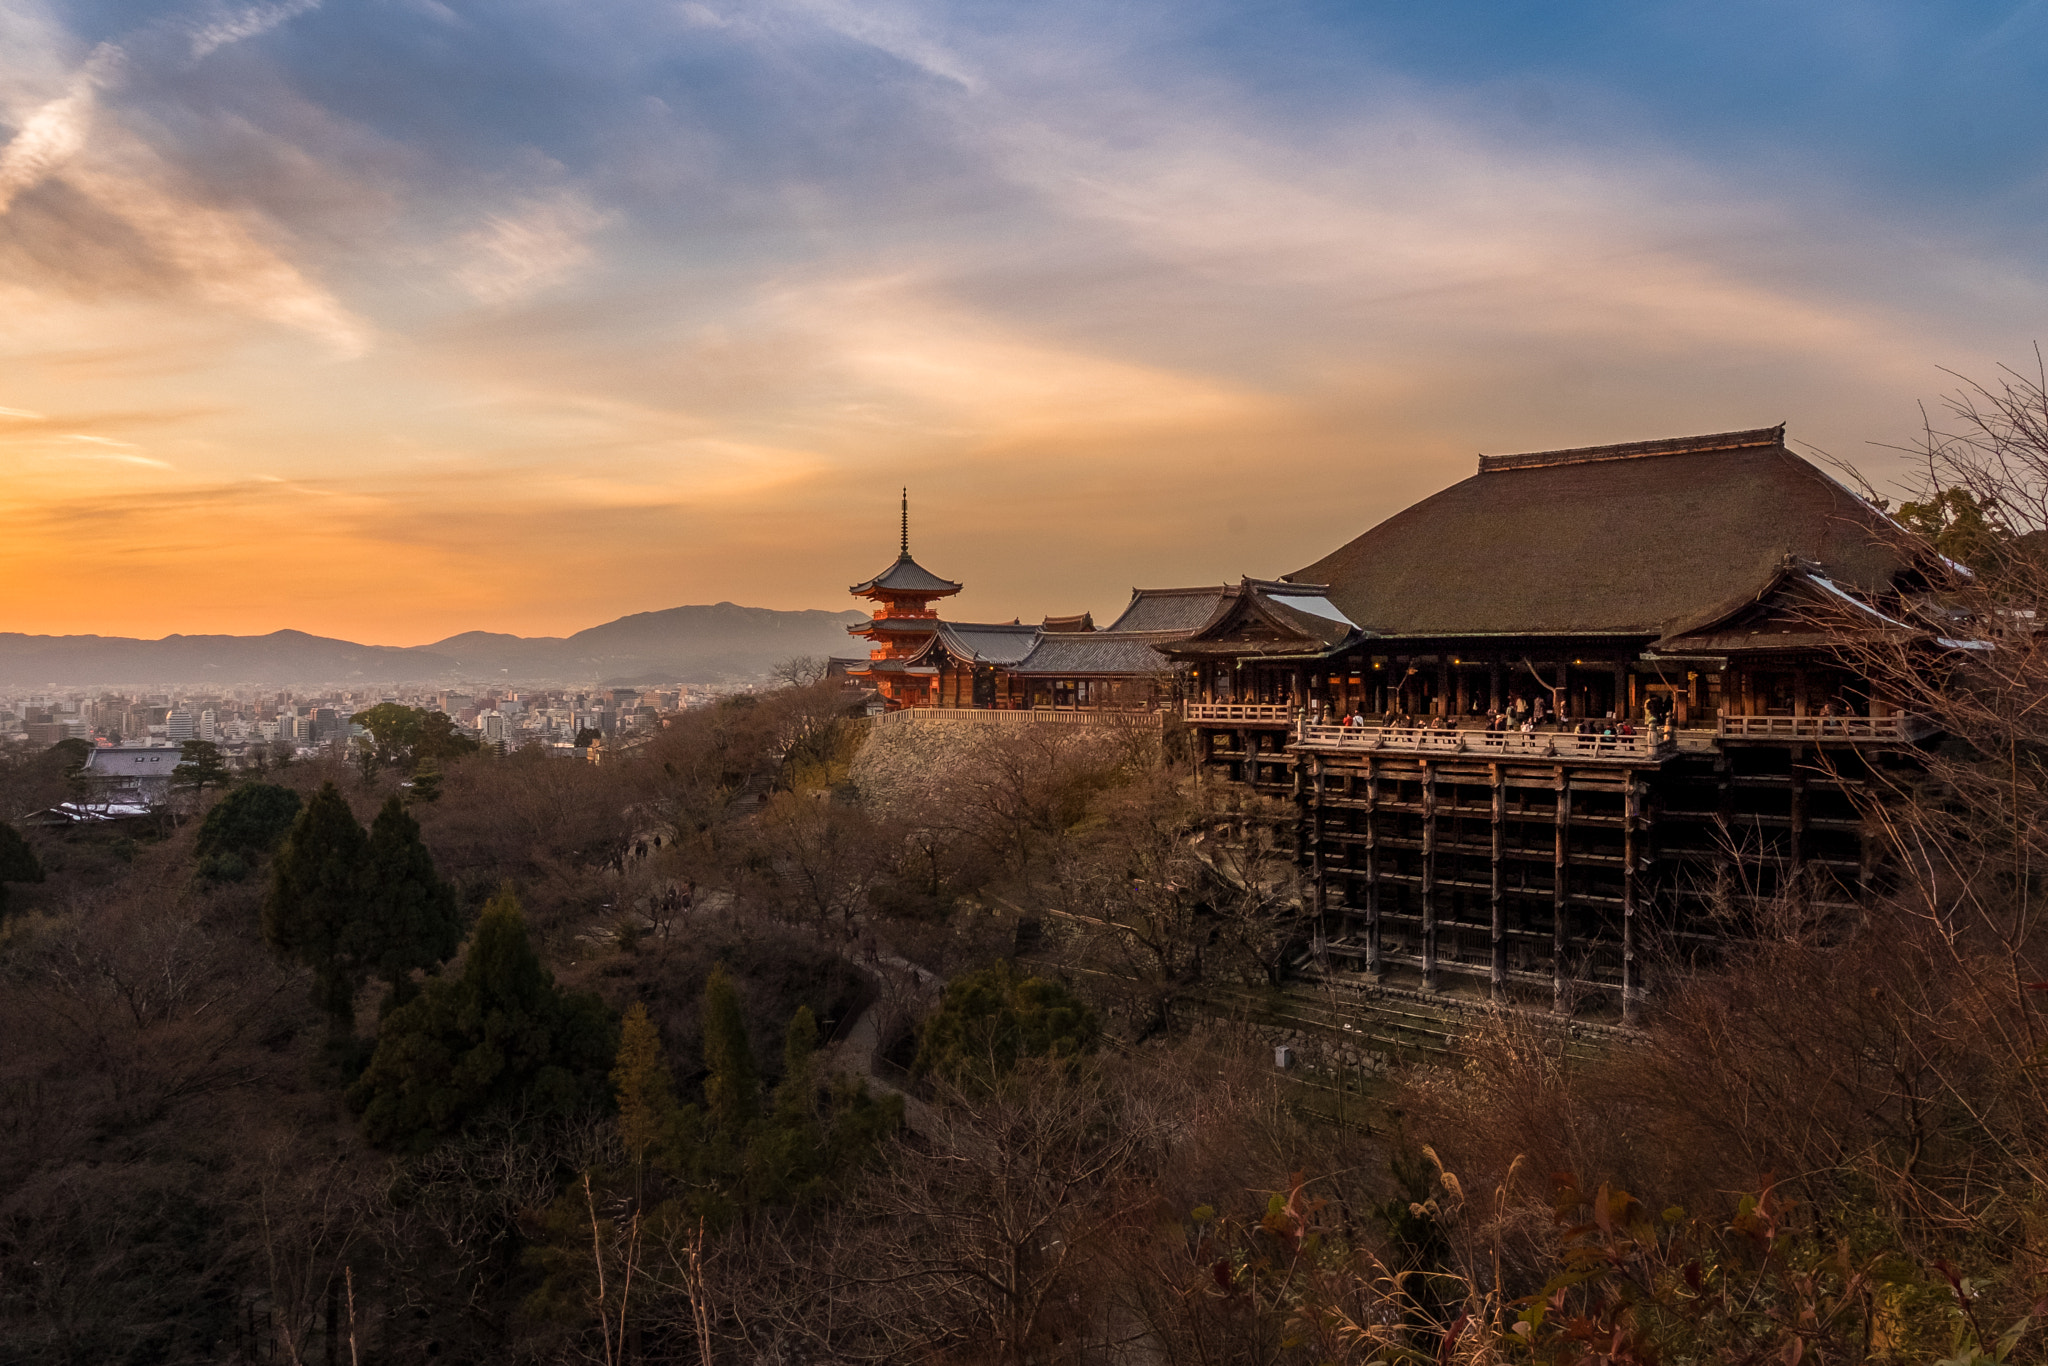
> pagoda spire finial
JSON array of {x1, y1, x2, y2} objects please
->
[{"x1": 900, "y1": 487, "x2": 909, "y2": 557}]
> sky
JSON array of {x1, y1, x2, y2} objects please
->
[{"x1": 3, "y1": 1, "x2": 2048, "y2": 643}]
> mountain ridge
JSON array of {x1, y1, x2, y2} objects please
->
[{"x1": 0, "y1": 603, "x2": 870, "y2": 687}]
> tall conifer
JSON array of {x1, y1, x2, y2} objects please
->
[
  {"x1": 264, "y1": 782, "x2": 368, "y2": 1026},
  {"x1": 612, "y1": 1002, "x2": 678, "y2": 1180},
  {"x1": 700, "y1": 965, "x2": 759, "y2": 1132},
  {"x1": 355, "y1": 796, "x2": 462, "y2": 1008}
]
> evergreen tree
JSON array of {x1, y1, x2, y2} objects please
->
[
  {"x1": 914, "y1": 963, "x2": 1099, "y2": 1092},
  {"x1": 0, "y1": 822, "x2": 43, "y2": 912},
  {"x1": 195, "y1": 782, "x2": 301, "y2": 882},
  {"x1": 414, "y1": 711, "x2": 480, "y2": 764},
  {"x1": 264, "y1": 782, "x2": 368, "y2": 1027},
  {"x1": 348, "y1": 885, "x2": 614, "y2": 1150},
  {"x1": 195, "y1": 783, "x2": 302, "y2": 860},
  {"x1": 406, "y1": 760, "x2": 444, "y2": 805},
  {"x1": 700, "y1": 965, "x2": 759, "y2": 1131},
  {"x1": 612, "y1": 1002, "x2": 679, "y2": 1183},
  {"x1": 354, "y1": 796, "x2": 463, "y2": 1008},
  {"x1": 172, "y1": 740, "x2": 231, "y2": 793}
]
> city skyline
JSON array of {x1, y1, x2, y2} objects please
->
[{"x1": 5, "y1": 2, "x2": 2047, "y2": 642}]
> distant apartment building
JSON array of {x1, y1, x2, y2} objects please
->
[
  {"x1": 198, "y1": 709, "x2": 218, "y2": 742},
  {"x1": 24, "y1": 720, "x2": 89, "y2": 746}
]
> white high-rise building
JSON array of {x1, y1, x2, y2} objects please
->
[
  {"x1": 166, "y1": 710, "x2": 195, "y2": 742},
  {"x1": 199, "y1": 709, "x2": 217, "y2": 741}
]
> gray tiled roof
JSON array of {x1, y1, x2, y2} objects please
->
[
  {"x1": 1104, "y1": 585, "x2": 1232, "y2": 633},
  {"x1": 850, "y1": 554, "x2": 963, "y2": 595},
  {"x1": 78, "y1": 746, "x2": 181, "y2": 778},
  {"x1": 1011, "y1": 631, "x2": 1179, "y2": 676},
  {"x1": 928, "y1": 621, "x2": 1042, "y2": 666}
]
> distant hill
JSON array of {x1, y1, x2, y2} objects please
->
[{"x1": 0, "y1": 604, "x2": 869, "y2": 688}]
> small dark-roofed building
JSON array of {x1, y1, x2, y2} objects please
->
[{"x1": 74, "y1": 746, "x2": 180, "y2": 805}]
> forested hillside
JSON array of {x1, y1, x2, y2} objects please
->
[{"x1": 2, "y1": 636, "x2": 2043, "y2": 1362}]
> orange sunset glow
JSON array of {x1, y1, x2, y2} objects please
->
[{"x1": 5, "y1": 2, "x2": 2046, "y2": 642}]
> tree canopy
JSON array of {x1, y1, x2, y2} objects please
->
[
  {"x1": 347, "y1": 885, "x2": 615, "y2": 1150},
  {"x1": 196, "y1": 783, "x2": 302, "y2": 861},
  {"x1": 264, "y1": 782, "x2": 370, "y2": 1026},
  {"x1": 172, "y1": 740, "x2": 231, "y2": 793},
  {"x1": 0, "y1": 822, "x2": 43, "y2": 911},
  {"x1": 263, "y1": 783, "x2": 465, "y2": 1028},
  {"x1": 350, "y1": 704, "x2": 480, "y2": 773},
  {"x1": 914, "y1": 962, "x2": 1099, "y2": 1091}
]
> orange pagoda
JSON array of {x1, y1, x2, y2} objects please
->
[{"x1": 846, "y1": 491, "x2": 961, "y2": 708}]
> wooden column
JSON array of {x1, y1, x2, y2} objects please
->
[
  {"x1": 1436, "y1": 658, "x2": 1450, "y2": 717},
  {"x1": 1364, "y1": 758, "x2": 1381, "y2": 976},
  {"x1": 1489, "y1": 659, "x2": 1503, "y2": 713},
  {"x1": 1421, "y1": 763, "x2": 1438, "y2": 990},
  {"x1": 1455, "y1": 668, "x2": 1469, "y2": 719},
  {"x1": 1612, "y1": 661, "x2": 1628, "y2": 720},
  {"x1": 1789, "y1": 745, "x2": 1807, "y2": 880},
  {"x1": 1490, "y1": 762, "x2": 1506, "y2": 1001},
  {"x1": 1553, "y1": 768, "x2": 1571, "y2": 1013},
  {"x1": 1623, "y1": 776, "x2": 1640, "y2": 1025},
  {"x1": 1308, "y1": 755, "x2": 1326, "y2": 923}
]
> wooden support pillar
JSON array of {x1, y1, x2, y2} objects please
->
[
  {"x1": 1489, "y1": 658, "x2": 1504, "y2": 713},
  {"x1": 1623, "y1": 776, "x2": 1640, "y2": 1025},
  {"x1": 1308, "y1": 754, "x2": 1326, "y2": 923},
  {"x1": 1789, "y1": 745, "x2": 1807, "y2": 880},
  {"x1": 1455, "y1": 667, "x2": 1469, "y2": 718},
  {"x1": 1364, "y1": 758, "x2": 1381, "y2": 976},
  {"x1": 1490, "y1": 763, "x2": 1506, "y2": 1001},
  {"x1": 1612, "y1": 661, "x2": 1628, "y2": 720},
  {"x1": 1553, "y1": 768, "x2": 1571, "y2": 1014},
  {"x1": 1421, "y1": 764, "x2": 1438, "y2": 990},
  {"x1": 1436, "y1": 658, "x2": 1450, "y2": 717}
]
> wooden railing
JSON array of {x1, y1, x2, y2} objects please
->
[
  {"x1": 876, "y1": 707, "x2": 1164, "y2": 730},
  {"x1": 1184, "y1": 703, "x2": 1297, "y2": 723},
  {"x1": 1294, "y1": 723, "x2": 1669, "y2": 763},
  {"x1": 1718, "y1": 714, "x2": 1932, "y2": 742}
]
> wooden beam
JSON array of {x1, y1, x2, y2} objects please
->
[
  {"x1": 1491, "y1": 762, "x2": 1506, "y2": 1001},
  {"x1": 1421, "y1": 762, "x2": 1438, "y2": 990},
  {"x1": 1553, "y1": 767, "x2": 1570, "y2": 1014},
  {"x1": 1623, "y1": 776, "x2": 1640, "y2": 1024},
  {"x1": 1365, "y1": 757, "x2": 1381, "y2": 976}
]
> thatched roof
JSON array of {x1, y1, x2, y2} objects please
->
[{"x1": 1286, "y1": 427, "x2": 1905, "y2": 640}]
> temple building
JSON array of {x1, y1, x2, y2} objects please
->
[
  {"x1": 1168, "y1": 426, "x2": 1959, "y2": 1018},
  {"x1": 844, "y1": 493, "x2": 1224, "y2": 710},
  {"x1": 843, "y1": 492, "x2": 964, "y2": 709}
]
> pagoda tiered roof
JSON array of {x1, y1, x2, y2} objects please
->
[{"x1": 850, "y1": 552, "x2": 962, "y2": 596}]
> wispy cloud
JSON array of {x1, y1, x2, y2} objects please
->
[
  {"x1": 0, "y1": 45, "x2": 115, "y2": 212},
  {"x1": 56, "y1": 432, "x2": 172, "y2": 467},
  {"x1": 189, "y1": 0, "x2": 322, "y2": 61},
  {"x1": 453, "y1": 191, "x2": 612, "y2": 306}
]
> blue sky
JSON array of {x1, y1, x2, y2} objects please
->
[{"x1": 2, "y1": 0, "x2": 2044, "y2": 639}]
